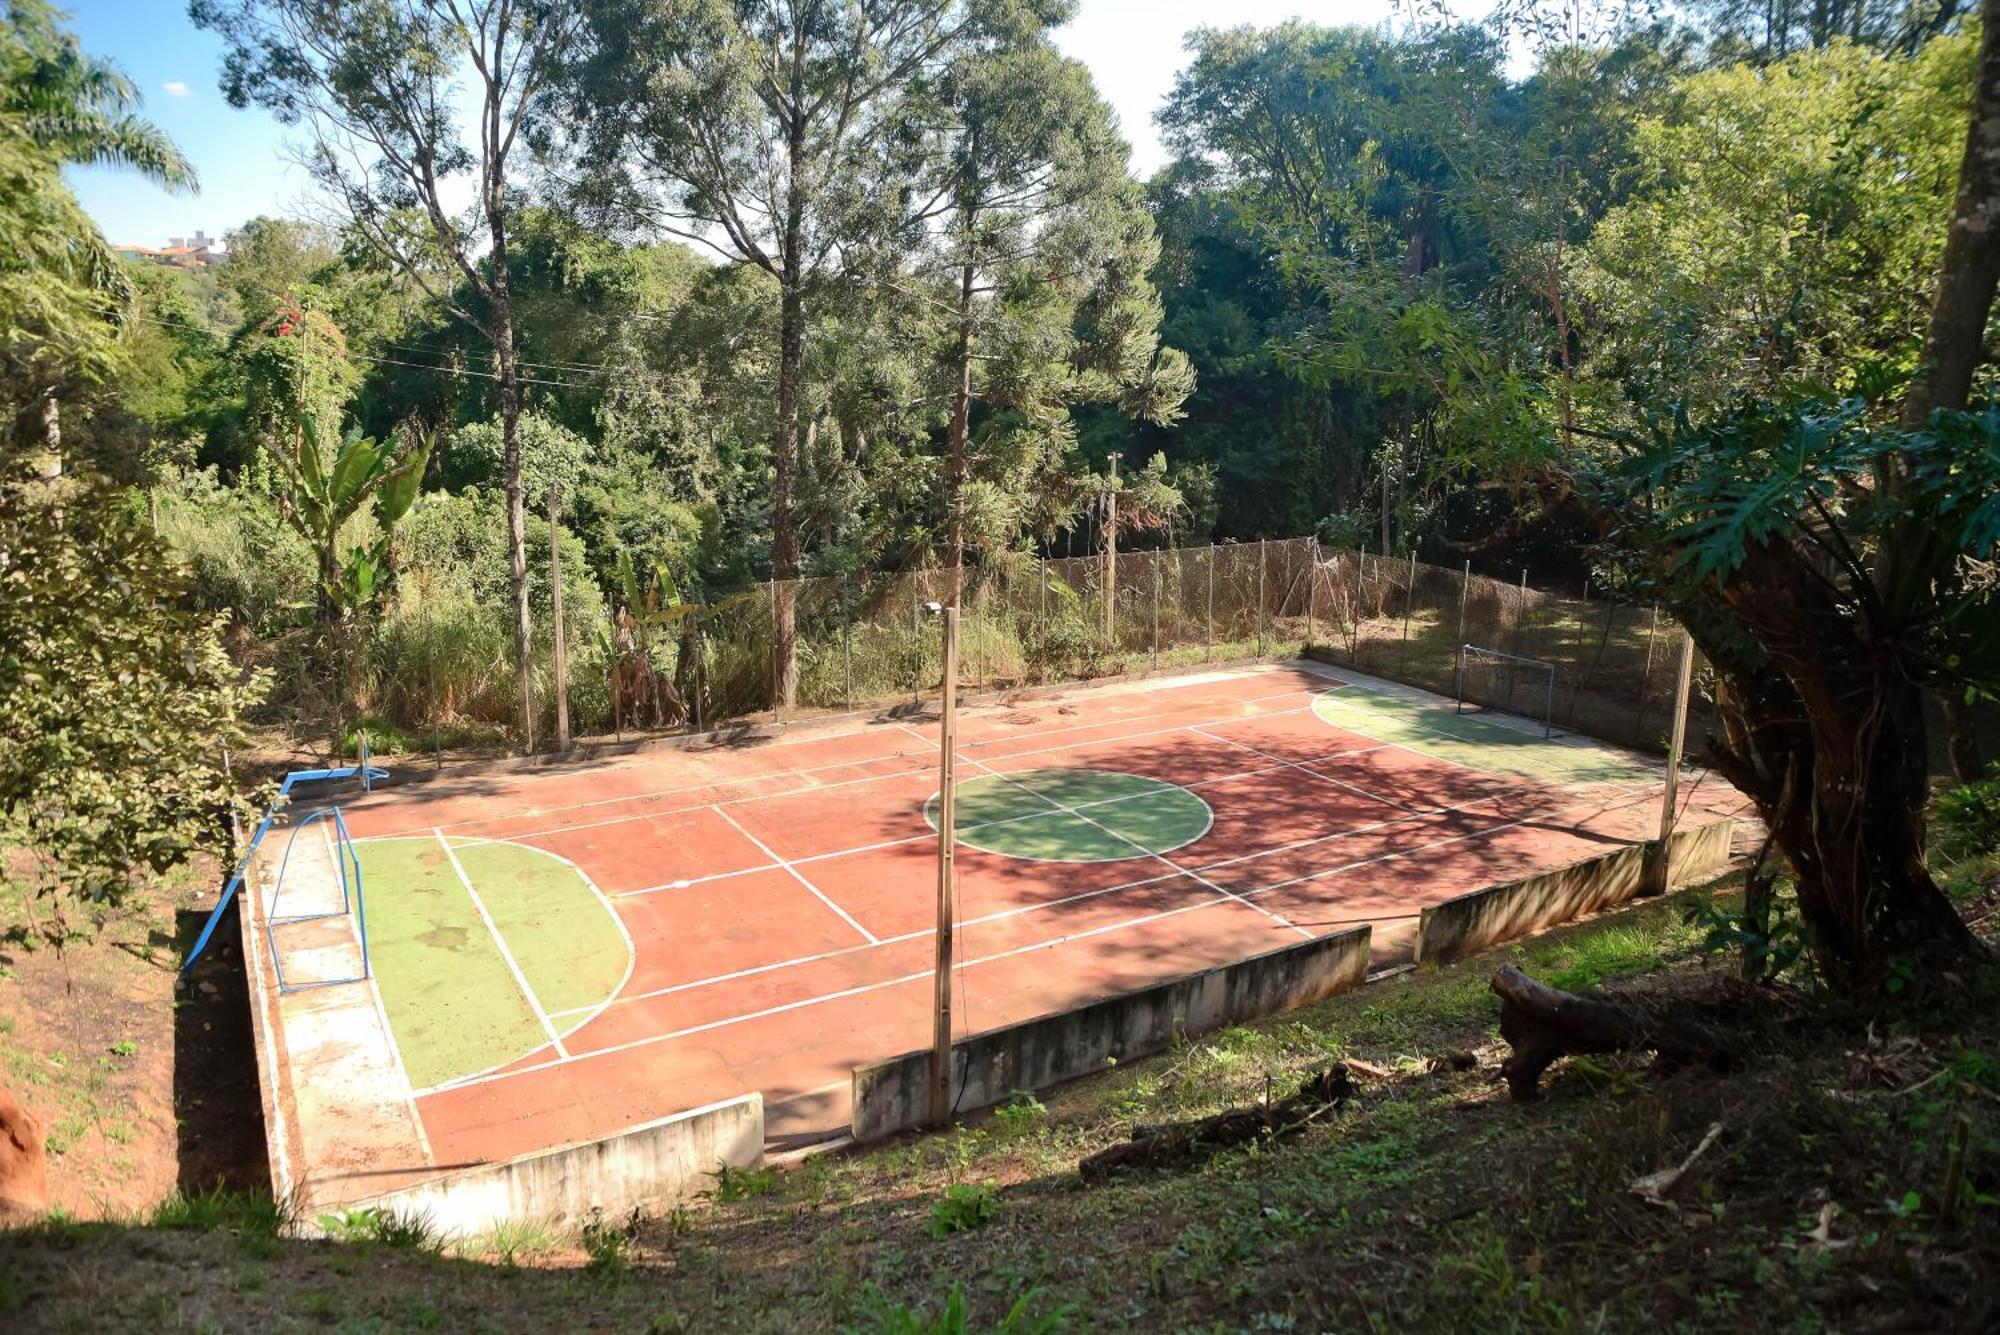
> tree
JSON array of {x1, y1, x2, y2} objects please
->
[
  {"x1": 194, "y1": 0, "x2": 586, "y2": 746},
  {"x1": 918, "y1": 41, "x2": 1192, "y2": 596},
  {"x1": 1574, "y1": 34, "x2": 1973, "y2": 422},
  {"x1": 565, "y1": 0, "x2": 1064, "y2": 705},
  {"x1": 0, "y1": 479, "x2": 266, "y2": 951},
  {"x1": 1, "y1": 0, "x2": 194, "y2": 459}
]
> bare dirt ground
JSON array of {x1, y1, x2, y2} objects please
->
[{"x1": 1, "y1": 859, "x2": 267, "y2": 1218}]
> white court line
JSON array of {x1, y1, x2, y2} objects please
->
[
  {"x1": 544, "y1": 773, "x2": 1566, "y2": 1021},
  {"x1": 422, "y1": 779, "x2": 1676, "y2": 1098},
  {"x1": 710, "y1": 805, "x2": 880, "y2": 945},
  {"x1": 361, "y1": 678, "x2": 1335, "y2": 845},
  {"x1": 962, "y1": 757, "x2": 1315, "y2": 941},
  {"x1": 606, "y1": 734, "x2": 1407, "y2": 900},
  {"x1": 434, "y1": 830, "x2": 569, "y2": 1058},
  {"x1": 1306, "y1": 687, "x2": 1666, "y2": 781},
  {"x1": 320, "y1": 821, "x2": 432, "y2": 1164},
  {"x1": 1190, "y1": 725, "x2": 1438, "y2": 813}
]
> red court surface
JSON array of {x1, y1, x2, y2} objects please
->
[{"x1": 323, "y1": 662, "x2": 1747, "y2": 1175}]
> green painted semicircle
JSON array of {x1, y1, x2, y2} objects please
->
[
  {"x1": 926, "y1": 767, "x2": 1212, "y2": 863},
  {"x1": 354, "y1": 836, "x2": 631, "y2": 1090},
  {"x1": 1309, "y1": 689, "x2": 1653, "y2": 786}
]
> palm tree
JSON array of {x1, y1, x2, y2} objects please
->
[{"x1": 0, "y1": 0, "x2": 195, "y2": 457}]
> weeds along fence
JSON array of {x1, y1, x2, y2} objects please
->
[{"x1": 321, "y1": 536, "x2": 1702, "y2": 761}]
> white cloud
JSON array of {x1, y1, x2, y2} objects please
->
[{"x1": 162, "y1": 80, "x2": 190, "y2": 98}]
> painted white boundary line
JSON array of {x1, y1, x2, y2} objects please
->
[
  {"x1": 320, "y1": 820, "x2": 432, "y2": 1165},
  {"x1": 363, "y1": 678, "x2": 1332, "y2": 844},
  {"x1": 538, "y1": 776, "x2": 1559, "y2": 1022},
  {"x1": 418, "y1": 779, "x2": 1676, "y2": 1098},
  {"x1": 434, "y1": 829, "x2": 569, "y2": 1058},
  {"x1": 711, "y1": 804, "x2": 880, "y2": 945},
  {"x1": 607, "y1": 734, "x2": 1408, "y2": 899},
  {"x1": 963, "y1": 757, "x2": 1314, "y2": 941}
]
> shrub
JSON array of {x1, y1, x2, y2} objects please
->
[
  {"x1": 929, "y1": 1182, "x2": 999, "y2": 1237},
  {"x1": 1935, "y1": 770, "x2": 2000, "y2": 862}
]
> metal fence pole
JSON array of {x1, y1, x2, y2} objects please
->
[
  {"x1": 1637, "y1": 603, "x2": 1661, "y2": 735},
  {"x1": 1205, "y1": 546, "x2": 1215, "y2": 660},
  {"x1": 844, "y1": 576, "x2": 855, "y2": 711},
  {"x1": 424, "y1": 595, "x2": 440, "y2": 771},
  {"x1": 1257, "y1": 538, "x2": 1268, "y2": 656},
  {"x1": 767, "y1": 577, "x2": 779, "y2": 721},
  {"x1": 1457, "y1": 559, "x2": 1470, "y2": 649},
  {"x1": 1304, "y1": 540, "x2": 1316, "y2": 649},
  {"x1": 1151, "y1": 554, "x2": 1161, "y2": 671},
  {"x1": 1517, "y1": 568, "x2": 1529, "y2": 658}
]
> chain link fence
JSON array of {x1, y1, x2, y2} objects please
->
[
  {"x1": 1306, "y1": 550, "x2": 1708, "y2": 755},
  {"x1": 323, "y1": 535, "x2": 1702, "y2": 761}
]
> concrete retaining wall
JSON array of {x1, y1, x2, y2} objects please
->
[
  {"x1": 335, "y1": 1094, "x2": 764, "y2": 1238},
  {"x1": 852, "y1": 926, "x2": 1371, "y2": 1142},
  {"x1": 1415, "y1": 818, "x2": 1736, "y2": 966}
]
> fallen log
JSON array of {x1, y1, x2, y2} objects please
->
[
  {"x1": 1492, "y1": 966, "x2": 1745, "y2": 1102},
  {"x1": 1078, "y1": 1067, "x2": 1353, "y2": 1182}
]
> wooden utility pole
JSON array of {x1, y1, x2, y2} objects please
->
[
  {"x1": 1103, "y1": 453, "x2": 1121, "y2": 647},
  {"x1": 1645, "y1": 627, "x2": 1696, "y2": 895},
  {"x1": 549, "y1": 487, "x2": 570, "y2": 753},
  {"x1": 929, "y1": 607, "x2": 961, "y2": 1128}
]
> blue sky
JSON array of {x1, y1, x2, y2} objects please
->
[{"x1": 61, "y1": 0, "x2": 1403, "y2": 249}]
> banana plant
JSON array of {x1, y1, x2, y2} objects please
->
[{"x1": 269, "y1": 410, "x2": 432, "y2": 628}]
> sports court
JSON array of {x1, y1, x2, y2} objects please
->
[{"x1": 246, "y1": 660, "x2": 1744, "y2": 1204}]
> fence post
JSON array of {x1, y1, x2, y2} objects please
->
[
  {"x1": 692, "y1": 608, "x2": 706, "y2": 734},
  {"x1": 844, "y1": 576, "x2": 855, "y2": 711},
  {"x1": 1303, "y1": 540, "x2": 1316, "y2": 649},
  {"x1": 1205, "y1": 545, "x2": 1215, "y2": 660},
  {"x1": 1637, "y1": 603, "x2": 1661, "y2": 734},
  {"x1": 549, "y1": 488, "x2": 570, "y2": 753},
  {"x1": 1257, "y1": 539, "x2": 1268, "y2": 656},
  {"x1": 1151, "y1": 554, "x2": 1161, "y2": 671},
  {"x1": 424, "y1": 593, "x2": 440, "y2": 770},
  {"x1": 1517, "y1": 568, "x2": 1529, "y2": 658},
  {"x1": 1457, "y1": 559, "x2": 1471, "y2": 649},
  {"x1": 767, "y1": 578, "x2": 780, "y2": 722}
]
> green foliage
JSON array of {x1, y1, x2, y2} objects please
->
[
  {"x1": 270, "y1": 408, "x2": 431, "y2": 619},
  {"x1": 579, "y1": 1206, "x2": 639, "y2": 1281},
  {"x1": 844, "y1": 1284, "x2": 1068, "y2": 1335},
  {"x1": 0, "y1": 472, "x2": 265, "y2": 948},
  {"x1": 151, "y1": 1185, "x2": 290, "y2": 1239},
  {"x1": 0, "y1": 0, "x2": 194, "y2": 445},
  {"x1": 147, "y1": 464, "x2": 314, "y2": 636},
  {"x1": 704, "y1": 1162, "x2": 779, "y2": 1203},
  {"x1": 1575, "y1": 32, "x2": 1974, "y2": 420},
  {"x1": 990, "y1": 1090, "x2": 1047, "y2": 1136},
  {"x1": 1935, "y1": 770, "x2": 2000, "y2": 862},
  {"x1": 314, "y1": 1206, "x2": 437, "y2": 1252},
  {"x1": 1683, "y1": 890, "x2": 1813, "y2": 984},
  {"x1": 438, "y1": 411, "x2": 588, "y2": 503},
  {"x1": 929, "y1": 1181, "x2": 1000, "y2": 1237}
]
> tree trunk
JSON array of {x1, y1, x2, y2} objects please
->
[
  {"x1": 490, "y1": 207, "x2": 534, "y2": 749},
  {"x1": 1701, "y1": 544, "x2": 1979, "y2": 988},
  {"x1": 946, "y1": 234, "x2": 975, "y2": 608},
  {"x1": 550, "y1": 487, "x2": 569, "y2": 752},
  {"x1": 1939, "y1": 693, "x2": 1985, "y2": 783},
  {"x1": 1902, "y1": 0, "x2": 2000, "y2": 429},
  {"x1": 772, "y1": 272, "x2": 803, "y2": 710},
  {"x1": 37, "y1": 394, "x2": 60, "y2": 482},
  {"x1": 1491, "y1": 966, "x2": 1746, "y2": 1102}
]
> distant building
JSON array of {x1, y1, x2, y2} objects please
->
[{"x1": 115, "y1": 231, "x2": 222, "y2": 269}]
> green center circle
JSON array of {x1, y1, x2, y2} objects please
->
[{"x1": 926, "y1": 767, "x2": 1212, "y2": 863}]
